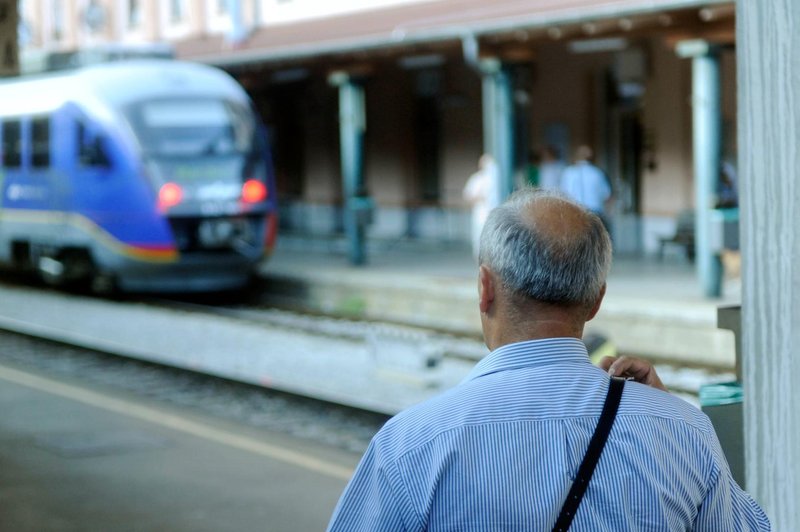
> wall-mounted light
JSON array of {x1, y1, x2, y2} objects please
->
[
  {"x1": 398, "y1": 53, "x2": 445, "y2": 70},
  {"x1": 271, "y1": 67, "x2": 309, "y2": 83},
  {"x1": 568, "y1": 37, "x2": 628, "y2": 54}
]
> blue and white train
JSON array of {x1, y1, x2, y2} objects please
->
[{"x1": 0, "y1": 59, "x2": 278, "y2": 292}]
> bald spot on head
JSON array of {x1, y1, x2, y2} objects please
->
[{"x1": 518, "y1": 195, "x2": 594, "y2": 257}]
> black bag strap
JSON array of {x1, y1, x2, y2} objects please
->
[{"x1": 552, "y1": 377, "x2": 625, "y2": 532}]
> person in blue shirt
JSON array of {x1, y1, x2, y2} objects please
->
[
  {"x1": 560, "y1": 145, "x2": 612, "y2": 233},
  {"x1": 327, "y1": 188, "x2": 769, "y2": 531}
]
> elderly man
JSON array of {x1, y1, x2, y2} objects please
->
[{"x1": 327, "y1": 189, "x2": 769, "y2": 531}]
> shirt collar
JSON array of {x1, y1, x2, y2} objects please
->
[{"x1": 463, "y1": 337, "x2": 590, "y2": 383}]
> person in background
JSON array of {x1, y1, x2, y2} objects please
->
[
  {"x1": 538, "y1": 144, "x2": 566, "y2": 191},
  {"x1": 327, "y1": 188, "x2": 769, "y2": 531},
  {"x1": 560, "y1": 145, "x2": 612, "y2": 231},
  {"x1": 463, "y1": 154, "x2": 501, "y2": 259},
  {"x1": 523, "y1": 149, "x2": 540, "y2": 188},
  {"x1": 717, "y1": 160, "x2": 739, "y2": 208}
]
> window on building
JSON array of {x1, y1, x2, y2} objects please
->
[
  {"x1": 170, "y1": 0, "x2": 185, "y2": 23},
  {"x1": 51, "y1": 0, "x2": 64, "y2": 40},
  {"x1": 1, "y1": 119, "x2": 22, "y2": 168},
  {"x1": 31, "y1": 116, "x2": 50, "y2": 168},
  {"x1": 128, "y1": 0, "x2": 142, "y2": 29}
]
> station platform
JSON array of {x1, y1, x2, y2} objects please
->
[
  {"x1": 0, "y1": 361, "x2": 355, "y2": 532},
  {"x1": 259, "y1": 236, "x2": 742, "y2": 369}
]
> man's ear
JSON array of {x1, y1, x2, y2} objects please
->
[
  {"x1": 586, "y1": 283, "x2": 606, "y2": 321},
  {"x1": 479, "y1": 265, "x2": 496, "y2": 314}
]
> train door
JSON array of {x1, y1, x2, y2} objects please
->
[
  {"x1": 46, "y1": 109, "x2": 114, "y2": 226},
  {"x1": 45, "y1": 108, "x2": 114, "y2": 283},
  {"x1": 61, "y1": 105, "x2": 116, "y2": 216},
  {"x1": 49, "y1": 110, "x2": 75, "y2": 219}
]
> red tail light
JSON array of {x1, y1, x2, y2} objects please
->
[
  {"x1": 158, "y1": 182, "x2": 184, "y2": 211},
  {"x1": 242, "y1": 179, "x2": 267, "y2": 204}
]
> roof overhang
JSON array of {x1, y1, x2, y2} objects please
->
[{"x1": 176, "y1": 0, "x2": 733, "y2": 68}]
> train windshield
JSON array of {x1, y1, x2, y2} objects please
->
[{"x1": 125, "y1": 98, "x2": 255, "y2": 158}]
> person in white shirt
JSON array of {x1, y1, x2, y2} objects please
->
[
  {"x1": 463, "y1": 154, "x2": 501, "y2": 259},
  {"x1": 560, "y1": 145, "x2": 612, "y2": 225}
]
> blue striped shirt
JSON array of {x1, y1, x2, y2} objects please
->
[{"x1": 327, "y1": 338, "x2": 770, "y2": 531}]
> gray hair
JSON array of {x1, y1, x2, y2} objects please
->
[{"x1": 478, "y1": 188, "x2": 612, "y2": 308}]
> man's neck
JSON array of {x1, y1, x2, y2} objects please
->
[{"x1": 485, "y1": 320, "x2": 584, "y2": 352}]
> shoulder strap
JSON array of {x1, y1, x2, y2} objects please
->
[{"x1": 552, "y1": 377, "x2": 625, "y2": 532}]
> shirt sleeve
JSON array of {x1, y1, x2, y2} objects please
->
[
  {"x1": 326, "y1": 440, "x2": 416, "y2": 532},
  {"x1": 693, "y1": 452, "x2": 771, "y2": 531}
]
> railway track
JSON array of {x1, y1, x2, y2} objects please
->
[
  {"x1": 0, "y1": 274, "x2": 733, "y2": 414},
  {"x1": 146, "y1": 293, "x2": 736, "y2": 403}
]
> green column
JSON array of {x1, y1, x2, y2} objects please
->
[
  {"x1": 481, "y1": 59, "x2": 515, "y2": 202},
  {"x1": 329, "y1": 72, "x2": 368, "y2": 265},
  {"x1": 677, "y1": 40, "x2": 723, "y2": 298}
]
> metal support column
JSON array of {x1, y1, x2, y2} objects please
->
[
  {"x1": 677, "y1": 40, "x2": 723, "y2": 298},
  {"x1": 329, "y1": 72, "x2": 368, "y2": 265},
  {"x1": 481, "y1": 59, "x2": 516, "y2": 202}
]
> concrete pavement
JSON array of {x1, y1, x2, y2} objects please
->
[{"x1": 0, "y1": 362, "x2": 357, "y2": 532}]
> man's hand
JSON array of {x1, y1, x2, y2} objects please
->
[{"x1": 599, "y1": 355, "x2": 668, "y2": 392}]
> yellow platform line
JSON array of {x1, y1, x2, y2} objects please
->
[{"x1": 0, "y1": 363, "x2": 354, "y2": 481}]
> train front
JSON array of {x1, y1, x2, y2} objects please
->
[{"x1": 116, "y1": 73, "x2": 277, "y2": 292}]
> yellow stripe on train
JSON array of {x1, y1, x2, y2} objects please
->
[{"x1": 0, "y1": 209, "x2": 179, "y2": 263}]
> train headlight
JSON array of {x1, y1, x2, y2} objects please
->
[
  {"x1": 158, "y1": 182, "x2": 184, "y2": 211},
  {"x1": 241, "y1": 179, "x2": 267, "y2": 204}
]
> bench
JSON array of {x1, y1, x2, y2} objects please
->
[{"x1": 659, "y1": 210, "x2": 695, "y2": 261}]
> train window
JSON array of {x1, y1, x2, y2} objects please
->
[
  {"x1": 77, "y1": 121, "x2": 111, "y2": 168},
  {"x1": 31, "y1": 116, "x2": 51, "y2": 168},
  {"x1": 1, "y1": 120, "x2": 22, "y2": 168},
  {"x1": 126, "y1": 99, "x2": 254, "y2": 157}
]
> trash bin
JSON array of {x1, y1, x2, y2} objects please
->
[
  {"x1": 709, "y1": 208, "x2": 739, "y2": 252},
  {"x1": 700, "y1": 381, "x2": 745, "y2": 486}
]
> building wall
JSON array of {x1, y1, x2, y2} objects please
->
[
  {"x1": 301, "y1": 77, "x2": 340, "y2": 205},
  {"x1": 363, "y1": 66, "x2": 415, "y2": 208},
  {"x1": 641, "y1": 38, "x2": 693, "y2": 215},
  {"x1": 530, "y1": 43, "x2": 612, "y2": 159},
  {"x1": 439, "y1": 60, "x2": 483, "y2": 209}
]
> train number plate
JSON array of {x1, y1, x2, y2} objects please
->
[
  {"x1": 198, "y1": 219, "x2": 238, "y2": 247},
  {"x1": 199, "y1": 201, "x2": 239, "y2": 216}
]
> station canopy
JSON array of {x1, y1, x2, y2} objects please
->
[{"x1": 176, "y1": 0, "x2": 734, "y2": 68}]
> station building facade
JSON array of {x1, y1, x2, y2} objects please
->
[{"x1": 17, "y1": 0, "x2": 737, "y2": 258}]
